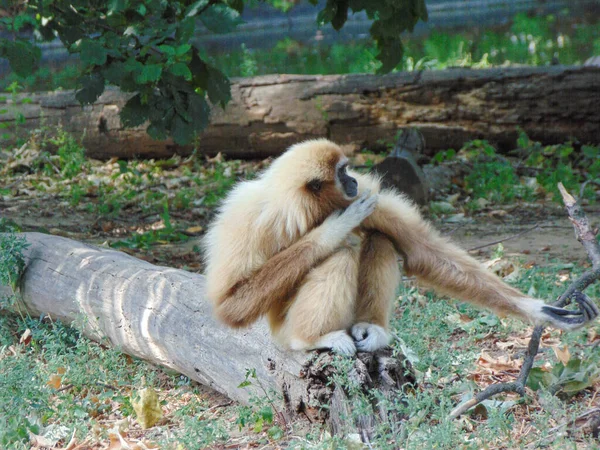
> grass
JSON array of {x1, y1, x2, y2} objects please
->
[
  {"x1": 0, "y1": 316, "x2": 233, "y2": 449},
  {"x1": 1, "y1": 127, "x2": 600, "y2": 447}
]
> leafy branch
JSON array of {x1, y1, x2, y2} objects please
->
[{"x1": 0, "y1": 0, "x2": 427, "y2": 145}]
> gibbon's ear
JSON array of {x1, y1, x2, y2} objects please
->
[{"x1": 307, "y1": 179, "x2": 323, "y2": 192}]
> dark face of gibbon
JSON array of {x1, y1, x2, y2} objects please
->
[
  {"x1": 338, "y1": 163, "x2": 358, "y2": 198},
  {"x1": 305, "y1": 162, "x2": 357, "y2": 203}
]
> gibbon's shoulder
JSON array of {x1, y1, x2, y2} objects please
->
[{"x1": 216, "y1": 177, "x2": 265, "y2": 212}]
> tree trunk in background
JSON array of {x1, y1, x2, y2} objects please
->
[
  {"x1": 3, "y1": 66, "x2": 598, "y2": 160},
  {"x1": 0, "y1": 232, "x2": 414, "y2": 441}
]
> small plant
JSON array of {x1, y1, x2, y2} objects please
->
[
  {"x1": 0, "y1": 221, "x2": 29, "y2": 308},
  {"x1": 517, "y1": 131, "x2": 600, "y2": 202},
  {"x1": 0, "y1": 81, "x2": 30, "y2": 145},
  {"x1": 462, "y1": 140, "x2": 523, "y2": 205},
  {"x1": 203, "y1": 162, "x2": 238, "y2": 207},
  {"x1": 49, "y1": 131, "x2": 88, "y2": 178},
  {"x1": 237, "y1": 368, "x2": 284, "y2": 439},
  {"x1": 432, "y1": 148, "x2": 457, "y2": 164},
  {"x1": 111, "y1": 203, "x2": 189, "y2": 249}
]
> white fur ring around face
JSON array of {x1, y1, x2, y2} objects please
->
[{"x1": 351, "y1": 322, "x2": 391, "y2": 352}]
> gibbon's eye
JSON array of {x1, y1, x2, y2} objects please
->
[{"x1": 307, "y1": 179, "x2": 323, "y2": 192}]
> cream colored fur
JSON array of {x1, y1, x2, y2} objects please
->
[{"x1": 203, "y1": 139, "x2": 589, "y2": 356}]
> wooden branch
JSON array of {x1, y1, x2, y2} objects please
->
[
  {"x1": 0, "y1": 232, "x2": 414, "y2": 439},
  {"x1": 2, "y1": 66, "x2": 598, "y2": 160},
  {"x1": 450, "y1": 183, "x2": 600, "y2": 419}
]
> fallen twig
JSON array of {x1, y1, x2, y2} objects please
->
[
  {"x1": 450, "y1": 183, "x2": 600, "y2": 420},
  {"x1": 467, "y1": 224, "x2": 539, "y2": 252}
]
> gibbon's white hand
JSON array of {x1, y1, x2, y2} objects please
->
[{"x1": 342, "y1": 190, "x2": 378, "y2": 226}]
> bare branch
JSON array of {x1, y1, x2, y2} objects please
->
[{"x1": 450, "y1": 183, "x2": 600, "y2": 420}]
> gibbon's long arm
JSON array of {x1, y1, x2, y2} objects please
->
[
  {"x1": 360, "y1": 187, "x2": 598, "y2": 329},
  {"x1": 213, "y1": 193, "x2": 377, "y2": 328}
]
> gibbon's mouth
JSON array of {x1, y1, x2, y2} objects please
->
[
  {"x1": 342, "y1": 175, "x2": 358, "y2": 198},
  {"x1": 344, "y1": 186, "x2": 358, "y2": 199}
]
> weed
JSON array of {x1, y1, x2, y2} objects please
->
[
  {"x1": 203, "y1": 162, "x2": 238, "y2": 207},
  {"x1": 0, "y1": 225, "x2": 29, "y2": 294},
  {"x1": 237, "y1": 368, "x2": 283, "y2": 439},
  {"x1": 0, "y1": 81, "x2": 29, "y2": 145},
  {"x1": 432, "y1": 148, "x2": 456, "y2": 164},
  {"x1": 462, "y1": 140, "x2": 523, "y2": 206},
  {"x1": 111, "y1": 203, "x2": 189, "y2": 249},
  {"x1": 516, "y1": 131, "x2": 600, "y2": 202},
  {"x1": 49, "y1": 131, "x2": 88, "y2": 178}
]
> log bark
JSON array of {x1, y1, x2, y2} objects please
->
[
  {"x1": 1, "y1": 232, "x2": 414, "y2": 438},
  {"x1": 2, "y1": 66, "x2": 598, "y2": 160}
]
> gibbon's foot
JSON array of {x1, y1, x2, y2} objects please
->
[
  {"x1": 351, "y1": 322, "x2": 391, "y2": 352},
  {"x1": 314, "y1": 330, "x2": 357, "y2": 356},
  {"x1": 541, "y1": 291, "x2": 599, "y2": 330}
]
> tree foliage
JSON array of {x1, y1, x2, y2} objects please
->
[{"x1": 0, "y1": 0, "x2": 427, "y2": 145}]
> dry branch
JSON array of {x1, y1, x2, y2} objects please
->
[
  {"x1": 0, "y1": 232, "x2": 414, "y2": 440},
  {"x1": 449, "y1": 182, "x2": 600, "y2": 419},
  {"x1": 2, "y1": 66, "x2": 599, "y2": 160}
]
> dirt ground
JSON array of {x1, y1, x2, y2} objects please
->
[{"x1": 2, "y1": 193, "x2": 596, "y2": 270}]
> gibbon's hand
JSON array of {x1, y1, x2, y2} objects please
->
[
  {"x1": 318, "y1": 191, "x2": 378, "y2": 247},
  {"x1": 341, "y1": 190, "x2": 378, "y2": 226},
  {"x1": 541, "y1": 291, "x2": 599, "y2": 330}
]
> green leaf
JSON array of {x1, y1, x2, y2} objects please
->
[
  {"x1": 169, "y1": 62, "x2": 192, "y2": 80},
  {"x1": 331, "y1": 0, "x2": 349, "y2": 31},
  {"x1": 188, "y1": 92, "x2": 210, "y2": 132},
  {"x1": 186, "y1": 0, "x2": 210, "y2": 17},
  {"x1": 582, "y1": 145, "x2": 599, "y2": 159},
  {"x1": 200, "y1": 4, "x2": 243, "y2": 34},
  {"x1": 527, "y1": 367, "x2": 555, "y2": 391},
  {"x1": 176, "y1": 17, "x2": 196, "y2": 42},
  {"x1": 267, "y1": 425, "x2": 284, "y2": 440},
  {"x1": 259, "y1": 406, "x2": 273, "y2": 423},
  {"x1": 376, "y1": 37, "x2": 404, "y2": 74},
  {"x1": 136, "y1": 64, "x2": 163, "y2": 84},
  {"x1": 158, "y1": 45, "x2": 176, "y2": 57},
  {"x1": 76, "y1": 72, "x2": 105, "y2": 104},
  {"x1": 147, "y1": 122, "x2": 168, "y2": 141},
  {"x1": 317, "y1": 1, "x2": 336, "y2": 25},
  {"x1": 108, "y1": 0, "x2": 127, "y2": 15},
  {"x1": 78, "y1": 40, "x2": 109, "y2": 66},
  {"x1": 190, "y1": 50, "x2": 231, "y2": 107},
  {"x1": 205, "y1": 65, "x2": 231, "y2": 107},
  {"x1": 102, "y1": 61, "x2": 126, "y2": 84},
  {"x1": 175, "y1": 44, "x2": 191, "y2": 56},
  {"x1": 171, "y1": 114, "x2": 195, "y2": 145},
  {"x1": 121, "y1": 94, "x2": 150, "y2": 127},
  {"x1": 0, "y1": 39, "x2": 40, "y2": 77}
]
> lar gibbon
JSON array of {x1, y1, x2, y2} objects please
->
[{"x1": 203, "y1": 139, "x2": 598, "y2": 355}]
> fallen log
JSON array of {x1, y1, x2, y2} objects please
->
[
  {"x1": 0, "y1": 232, "x2": 414, "y2": 440},
  {"x1": 2, "y1": 66, "x2": 598, "y2": 160}
]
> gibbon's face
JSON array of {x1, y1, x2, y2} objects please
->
[
  {"x1": 335, "y1": 161, "x2": 358, "y2": 199},
  {"x1": 294, "y1": 141, "x2": 358, "y2": 206},
  {"x1": 272, "y1": 140, "x2": 357, "y2": 216},
  {"x1": 305, "y1": 159, "x2": 358, "y2": 202}
]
